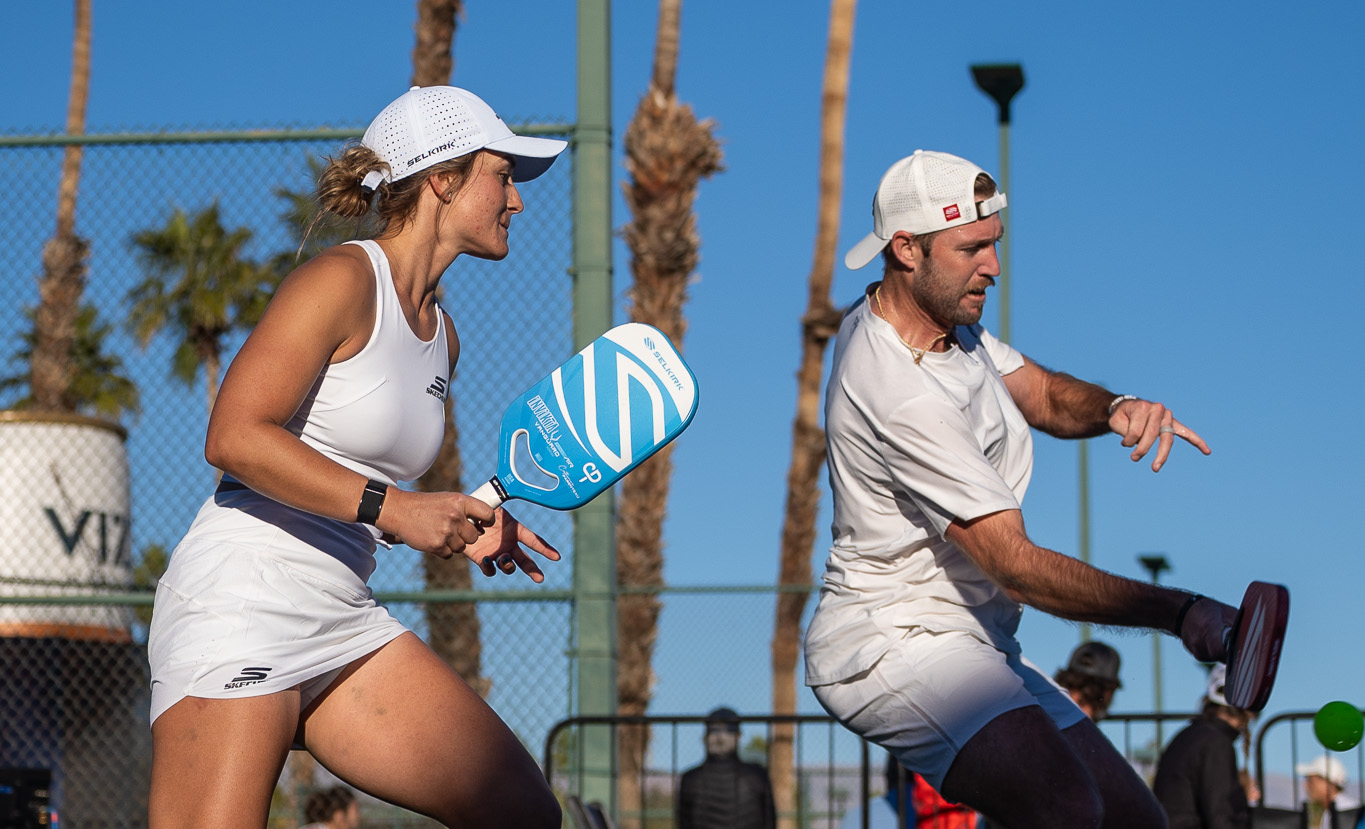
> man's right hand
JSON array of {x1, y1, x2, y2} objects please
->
[{"x1": 1178, "y1": 596, "x2": 1239, "y2": 662}]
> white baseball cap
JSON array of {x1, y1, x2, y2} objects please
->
[
  {"x1": 1297, "y1": 754, "x2": 1348, "y2": 789},
  {"x1": 360, "y1": 86, "x2": 567, "y2": 190},
  {"x1": 844, "y1": 149, "x2": 1008, "y2": 270}
]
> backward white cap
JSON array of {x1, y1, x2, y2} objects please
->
[
  {"x1": 844, "y1": 149, "x2": 1008, "y2": 270},
  {"x1": 1297, "y1": 754, "x2": 1348, "y2": 789},
  {"x1": 1205, "y1": 663, "x2": 1231, "y2": 707},
  {"x1": 360, "y1": 86, "x2": 567, "y2": 190}
]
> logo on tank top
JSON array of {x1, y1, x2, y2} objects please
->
[
  {"x1": 426, "y1": 376, "x2": 448, "y2": 401},
  {"x1": 224, "y1": 666, "x2": 273, "y2": 690}
]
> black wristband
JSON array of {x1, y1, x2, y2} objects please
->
[
  {"x1": 1172, "y1": 593, "x2": 1204, "y2": 637},
  {"x1": 356, "y1": 479, "x2": 388, "y2": 526}
]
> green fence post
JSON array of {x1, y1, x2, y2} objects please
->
[{"x1": 573, "y1": 0, "x2": 617, "y2": 816}]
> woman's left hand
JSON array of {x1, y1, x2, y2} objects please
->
[{"x1": 464, "y1": 507, "x2": 561, "y2": 582}]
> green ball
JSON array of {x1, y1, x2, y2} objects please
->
[{"x1": 1315, "y1": 701, "x2": 1364, "y2": 751}]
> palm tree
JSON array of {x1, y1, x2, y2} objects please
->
[
  {"x1": 403, "y1": 0, "x2": 493, "y2": 699},
  {"x1": 769, "y1": 2, "x2": 856, "y2": 827},
  {"x1": 415, "y1": 395, "x2": 493, "y2": 696},
  {"x1": 0, "y1": 305, "x2": 140, "y2": 420},
  {"x1": 29, "y1": 0, "x2": 92, "y2": 414},
  {"x1": 617, "y1": 1, "x2": 723, "y2": 822},
  {"x1": 269, "y1": 157, "x2": 376, "y2": 277},
  {"x1": 255, "y1": 1, "x2": 472, "y2": 790},
  {"x1": 412, "y1": 0, "x2": 461, "y2": 86},
  {"x1": 127, "y1": 203, "x2": 272, "y2": 417},
  {"x1": 131, "y1": 542, "x2": 168, "y2": 628}
]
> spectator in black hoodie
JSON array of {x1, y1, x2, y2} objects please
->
[
  {"x1": 677, "y1": 707, "x2": 776, "y2": 829},
  {"x1": 1153, "y1": 664, "x2": 1254, "y2": 828}
]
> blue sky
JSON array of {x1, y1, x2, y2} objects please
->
[{"x1": 8, "y1": 0, "x2": 1365, "y2": 779}]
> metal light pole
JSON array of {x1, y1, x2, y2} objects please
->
[
  {"x1": 970, "y1": 64, "x2": 1024, "y2": 343},
  {"x1": 1139, "y1": 554, "x2": 1172, "y2": 747}
]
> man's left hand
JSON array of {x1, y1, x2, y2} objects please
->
[{"x1": 1110, "y1": 398, "x2": 1211, "y2": 472}]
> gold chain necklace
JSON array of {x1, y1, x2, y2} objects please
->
[{"x1": 875, "y1": 286, "x2": 948, "y2": 365}]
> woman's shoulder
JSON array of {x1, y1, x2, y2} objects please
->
[
  {"x1": 278, "y1": 243, "x2": 375, "y2": 301},
  {"x1": 302, "y1": 241, "x2": 374, "y2": 281},
  {"x1": 258, "y1": 243, "x2": 378, "y2": 344}
]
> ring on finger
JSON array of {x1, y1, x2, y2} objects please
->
[{"x1": 1159, "y1": 426, "x2": 1176, "y2": 435}]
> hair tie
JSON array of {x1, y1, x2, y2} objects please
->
[{"x1": 360, "y1": 170, "x2": 386, "y2": 193}]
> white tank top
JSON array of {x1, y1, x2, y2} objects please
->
[
  {"x1": 200, "y1": 241, "x2": 452, "y2": 582},
  {"x1": 285, "y1": 239, "x2": 450, "y2": 486}
]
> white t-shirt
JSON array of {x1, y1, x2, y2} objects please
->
[{"x1": 805, "y1": 295, "x2": 1032, "y2": 686}]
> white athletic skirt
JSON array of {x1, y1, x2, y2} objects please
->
[{"x1": 148, "y1": 493, "x2": 409, "y2": 724}]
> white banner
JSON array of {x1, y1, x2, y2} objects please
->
[{"x1": 0, "y1": 414, "x2": 134, "y2": 640}]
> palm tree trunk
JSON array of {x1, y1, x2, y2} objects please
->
[
  {"x1": 406, "y1": 1, "x2": 487, "y2": 698},
  {"x1": 206, "y1": 351, "x2": 225, "y2": 483},
  {"x1": 32, "y1": 0, "x2": 92, "y2": 413},
  {"x1": 206, "y1": 352, "x2": 220, "y2": 418},
  {"x1": 613, "y1": 446, "x2": 670, "y2": 828},
  {"x1": 416, "y1": 390, "x2": 489, "y2": 697},
  {"x1": 617, "y1": 2, "x2": 722, "y2": 825},
  {"x1": 411, "y1": 0, "x2": 461, "y2": 87},
  {"x1": 770, "y1": 3, "x2": 856, "y2": 828}
]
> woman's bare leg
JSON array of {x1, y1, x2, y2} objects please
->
[
  {"x1": 149, "y1": 691, "x2": 300, "y2": 829},
  {"x1": 299, "y1": 632, "x2": 560, "y2": 829}
]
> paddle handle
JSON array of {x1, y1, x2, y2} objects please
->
[{"x1": 471, "y1": 479, "x2": 505, "y2": 509}]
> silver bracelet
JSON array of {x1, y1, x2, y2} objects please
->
[{"x1": 1107, "y1": 394, "x2": 1138, "y2": 417}]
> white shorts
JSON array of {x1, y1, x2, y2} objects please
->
[
  {"x1": 811, "y1": 628, "x2": 1085, "y2": 791},
  {"x1": 148, "y1": 535, "x2": 408, "y2": 725}
]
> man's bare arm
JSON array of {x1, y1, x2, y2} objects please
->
[
  {"x1": 944, "y1": 508, "x2": 1234, "y2": 660},
  {"x1": 1001, "y1": 357, "x2": 1211, "y2": 471},
  {"x1": 999, "y1": 358, "x2": 1111, "y2": 438}
]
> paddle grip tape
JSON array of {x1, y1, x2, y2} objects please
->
[{"x1": 1172, "y1": 593, "x2": 1204, "y2": 637}]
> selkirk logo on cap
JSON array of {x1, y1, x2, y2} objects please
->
[{"x1": 943, "y1": 204, "x2": 961, "y2": 221}]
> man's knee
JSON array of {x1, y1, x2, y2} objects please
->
[
  {"x1": 1047, "y1": 779, "x2": 1105, "y2": 829},
  {"x1": 941, "y1": 705, "x2": 1108, "y2": 829},
  {"x1": 970, "y1": 765, "x2": 1105, "y2": 829},
  {"x1": 1060, "y1": 718, "x2": 1169, "y2": 829}
]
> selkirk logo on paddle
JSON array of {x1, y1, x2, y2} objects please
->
[{"x1": 224, "y1": 666, "x2": 273, "y2": 690}]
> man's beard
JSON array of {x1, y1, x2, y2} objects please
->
[{"x1": 912, "y1": 255, "x2": 986, "y2": 328}]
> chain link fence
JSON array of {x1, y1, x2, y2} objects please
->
[
  {"x1": 546, "y1": 714, "x2": 871, "y2": 829},
  {"x1": 0, "y1": 122, "x2": 575, "y2": 827},
  {"x1": 1254, "y1": 710, "x2": 1365, "y2": 816},
  {"x1": 545, "y1": 710, "x2": 1365, "y2": 829}
]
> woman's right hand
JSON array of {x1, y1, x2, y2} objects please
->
[{"x1": 378, "y1": 489, "x2": 496, "y2": 558}]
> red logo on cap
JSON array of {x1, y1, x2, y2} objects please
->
[{"x1": 943, "y1": 204, "x2": 961, "y2": 221}]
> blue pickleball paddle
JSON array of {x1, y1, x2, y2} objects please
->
[{"x1": 470, "y1": 323, "x2": 699, "y2": 511}]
